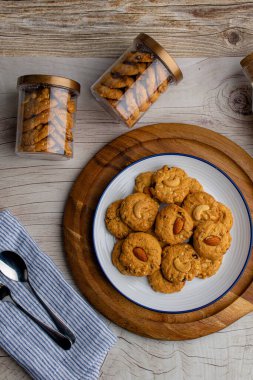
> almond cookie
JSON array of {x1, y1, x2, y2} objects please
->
[
  {"x1": 94, "y1": 84, "x2": 123, "y2": 100},
  {"x1": 134, "y1": 171, "x2": 154, "y2": 196},
  {"x1": 112, "y1": 62, "x2": 147, "y2": 76},
  {"x1": 148, "y1": 269, "x2": 185, "y2": 293},
  {"x1": 105, "y1": 200, "x2": 131, "y2": 239},
  {"x1": 124, "y1": 51, "x2": 154, "y2": 63},
  {"x1": 152, "y1": 166, "x2": 189, "y2": 203},
  {"x1": 197, "y1": 257, "x2": 222, "y2": 279},
  {"x1": 161, "y1": 244, "x2": 200, "y2": 284},
  {"x1": 155, "y1": 204, "x2": 193, "y2": 245},
  {"x1": 120, "y1": 232, "x2": 162, "y2": 276},
  {"x1": 184, "y1": 178, "x2": 203, "y2": 194},
  {"x1": 111, "y1": 240, "x2": 131, "y2": 275},
  {"x1": 182, "y1": 191, "x2": 220, "y2": 227},
  {"x1": 22, "y1": 123, "x2": 53, "y2": 146},
  {"x1": 217, "y1": 203, "x2": 233, "y2": 231},
  {"x1": 102, "y1": 73, "x2": 134, "y2": 89},
  {"x1": 23, "y1": 109, "x2": 50, "y2": 132},
  {"x1": 24, "y1": 98, "x2": 58, "y2": 120},
  {"x1": 193, "y1": 221, "x2": 232, "y2": 260},
  {"x1": 120, "y1": 193, "x2": 159, "y2": 231}
]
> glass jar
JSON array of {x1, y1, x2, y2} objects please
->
[
  {"x1": 91, "y1": 33, "x2": 183, "y2": 128},
  {"x1": 16, "y1": 75, "x2": 80, "y2": 160},
  {"x1": 241, "y1": 53, "x2": 253, "y2": 112}
]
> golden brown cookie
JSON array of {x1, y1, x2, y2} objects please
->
[
  {"x1": 124, "y1": 51, "x2": 154, "y2": 63},
  {"x1": 217, "y1": 203, "x2": 233, "y2": 231},
  {"x1": 112, "y1": 62, "x2": 147, "y2": 76},
  {"x1": 182, "y1": 192, "x2": 220, "y2": 227},
  {"x1": 102, "y1": 73, "x2": 134, "y2": 89},
  {"x1": 120, "y1": 193, "x2": 159, "y2": 231},
  {"x1": 193, "y1": 221, "x2": 232, "y2": 260},
  {"x1": 161, "y1": 244, "x2": 200, "y2": 283},
  {"x1": 197, "y1": 257, "x2": 222, "y2": 279},
  {"x1": 105, "y1": 200, "x2": 131, "y2": 239},
  {"x1": 111, "y1": 240, "x2": 131, "y2": 275},
  {"x1": 149, "y1": 90, "x2": 160, "y2": 103},
  {"x1": 134, "y1": 171, "x2": 154, "y2": 196},
  {"x1": 67, "y1": 99, "x2": 76, "y2": 113},
  {"x1": 148, "y1": 269, "x2": 185, "y2": 293},
  {"x1": 155, "y1": 204, "x2": 193, "y2": 245},
  {"x1": 158, "y1": 79, "x2": 169, "y2": 93},
  {"x1": 22, "y1": 124, "x2": 52, "y2": 146},
  {"x1": 152, "y1": 166, "x2": 189, "y2": 203},
  {"x1": 95, "y1": 84, "x2": 123, "y2": 100},
  {"x1": 23, "y1": 98, "x2": 58, "y2": 120},
  {"x1": 184, "y1": 178, "x2": 204, "y2": 194},
  {"x1": 120, "y1": 232, "x2": 162, "y2": 276},
  {"x1": 23, "y1": 109, "x2": 50, "y2": 132}
]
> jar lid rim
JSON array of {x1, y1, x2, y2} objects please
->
[
  {"x1": 17, "y1": 74, "x2": 81, "y2": 93},
  {"x1": 134, "y1": 33, "x2": 183, "y2": 82}
]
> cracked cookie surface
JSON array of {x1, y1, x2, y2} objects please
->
[
  {"x1": 120, "y1": 232, "x2": 162, "y2": 276},
  {"x1": 120, "y1": 193, "x2": 159, "y2": 231},
  {"x1": 161, "y1": 244, "x2": 200, "y2": 284},
  {"x1": 193, "y1": 221, "x2": 232, "y2": 260},
  {"x1": 105, "y1": 200, "x2": 131, "y2": 239},
  {"x1": 182, "y1": 191, "x2": 220, "y2": 227},
  {"x1": 152, "y1": 165, "x2": 190, "y2": 203},
  {"x1": 148, "y1": 269, "x2": 185, "y2": 293},
  {"x1": 155, "y1": 204, "x2": 193, "y2": 245}
]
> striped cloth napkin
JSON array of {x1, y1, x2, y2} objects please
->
[{"x1": 0, "y1": 210, "x2": 117, "y2": 380}]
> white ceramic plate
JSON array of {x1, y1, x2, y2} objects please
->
[{"x1": 93, "y1": 154, "x2": 252, "y2": 313}]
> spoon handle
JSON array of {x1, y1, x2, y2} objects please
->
[
  {"x1": 10, "y1": 298, "x2": 72, "y2": 350},
  {"x1": 28, "y1": 281, "x2": 76, "y2": 344}
]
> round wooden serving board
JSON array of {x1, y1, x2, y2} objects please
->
[{"x1": 64, "y1": 123, "x2": 253, "y2": 340}]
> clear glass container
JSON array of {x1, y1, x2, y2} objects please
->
[
  {"x1": 16, "y1": 75, "x2": 80, "y2": 160},
  {"x1": 241, "y1": 53, "x2": 253, "y2": 112},
  {"x1": 91, "y1": 33, "x2": 183, "y2": 128}
]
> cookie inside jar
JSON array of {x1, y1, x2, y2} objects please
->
[
  {"x1": 16, "y1": 75, "x2": 80, "y2": 160},
  {"x1": 91, "y1": 33, "x2": 183, "y2": 128}
]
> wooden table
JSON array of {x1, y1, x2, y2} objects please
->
[
  {"x1": 0, "y1": 55, "x2": 252, "y2": 380},
  {"x1": 0, "y1": 2, "x2": 253, "y2": 380}
]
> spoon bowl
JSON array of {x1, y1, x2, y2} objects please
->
[
  {"x1": 0, "y1": 250, "x2": 76, "y2": 344},
  {"x1": 0, "y1": 251, "x2": 28, "y2": 282}
]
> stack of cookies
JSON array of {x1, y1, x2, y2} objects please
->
[
  {"x1": 105, "y1": 165, "x2": 233, "y2": 294},
  {"x1": 92, "y1": 50, "x2": 169, "y2": 127},
  {"x1": 17, "y1": 87, "x2": 76, "y2": 157}
]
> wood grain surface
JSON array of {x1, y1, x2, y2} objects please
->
[
  {"x1": 0, "y1": 1, "x2": 253, "y2": 57},
  {"x1": 64, "y1": 122, "x2": 253, "y2": 340},
  {"x1": 0, "y1": 56, "x2": 252, "y2": 378}
]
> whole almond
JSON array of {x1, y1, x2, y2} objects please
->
[
  {"x1": 203, "y1": 235, "x2": 221, "y2": 246},
  {"x1": 173, "y1": 217, "x2": 185, "y2": 235},
  {"x1": 133, "y1": 247, "x2": 148, "y2": 262}
]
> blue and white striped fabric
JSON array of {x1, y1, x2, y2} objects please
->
[{"x1": 0, "y1": 210, "x2": 117, "y2": 380}]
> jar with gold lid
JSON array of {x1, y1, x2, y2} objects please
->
[
  {"x1": 91, "y1": 33, "x2": 183, "y2": 128},
  {"x1": 16, "y1": 75, "x2": 80, "y2": 160}
]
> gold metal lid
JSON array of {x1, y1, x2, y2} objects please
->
[
  {"x1": 240, "y1": 52, "x2": 253, "y2": 69},
  {"x1": 240, "y1": 53, "x2": 253, "y2": 82},
  {"x1": 17, "y1": 74, "x2": 80, "y2": 93},
  {"x1": 135, "y1": 33, "x2": 183, "y2": 82}
]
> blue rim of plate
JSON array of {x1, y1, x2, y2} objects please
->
[{"x1": 93, "y1": 153, "x2": 253, "y2": 314}]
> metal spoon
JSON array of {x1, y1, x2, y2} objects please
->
[
  {"x1": 0, "y1": 283, "x2": 72, "y2": 350},
  {"x1": 0, "y1": 251, "x2": 76, "y2": 344}
]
